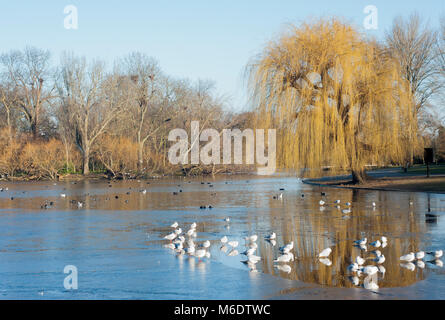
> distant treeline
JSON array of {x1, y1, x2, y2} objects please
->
[
  {"x1": 0, "y1": 50, "x2": 254, "y2": 180},
  {"x1": 1, "y1": 13, "x2": 445, "y2": 181}
]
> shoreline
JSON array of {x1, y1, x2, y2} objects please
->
[
  {"x1": 0, "y1": 170, "x2": 258, "y2": 182},
  {"x1": 5, "y1": 166, "x2": 445, "y2": 195},
  {"x1": 303, "y1": 168, "x2": 445, "y2": 194}
]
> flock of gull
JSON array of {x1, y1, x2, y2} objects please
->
[
  {"x1": 162, "y1": 194, "x2": 444, "y2": 291},
  {"x1": 2, "y1": 181, "x2": 444, "y2": 292},
  {"x1": 163, "y1": 219, "x2": 294, "y2": 273},
  {"x1": 345, "y1": 236, "x2": 443, "y2": 290}
]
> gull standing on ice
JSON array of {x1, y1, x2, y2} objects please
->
[
  {"x1": 265, "y1": 232, "x2": 276, "y2": 241},
  {"x1": 164, "y1": 232, "x2": 177, "y2": 241},
  {"x1": 356, "y1": 256, "x2": 366, "y2": 266},
  {"x1": 427, "y1": 250, "x2": 443, "y2": 259},
  {"x1": 415, "y1": 251, "x2": 425, "y2": 260},
  {"x1": 194, "y1": 249, "x2": 207, "y2": 261},
  {"x1": 370, "y1": 240, "x2": 381, "y2": 248},
  {"x1": 171, "y1": 222, "x2": 179, "y2": 228},
  {"x1": 228, "y1": 241, "x2": 239, "y2": 248},
  {"x1": 201, "y1": 240, "x2": 211, "y2": 249},
  {"x1": 244, "y1": 235, "x2": 258, "y2": 243},
  {"x1": 241, "y1": 248, "x2": 256, "y2": 256},
  {"x1": 354, "y1": 238, "x2": 367, "y2": 246},
  {"x1": 246, "y1": 255, "x2": 261, "y2": 264},
  {"x1": 362, "y1": 265, "x2": 379, "y2": 276},
  {"x1": 400, "y1": 253, "x2": 415, "y2": 262},
  {"x1": 347, "y1": 263, "x2": 360, "y2": 273},
  {"x1": 374, "y1": 254, "x2": 386, "y2": 264},
  {"x1": 279, "y1": 241, "x2": 294, "y2": 254}
]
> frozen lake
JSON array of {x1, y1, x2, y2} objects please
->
[{"x1": 0, "y1": 175, "x2": 444, "y2": 299}]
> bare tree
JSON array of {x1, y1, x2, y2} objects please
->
[
  {"x1": 0, "y1": 80, "x2": 19, "y2": 143},
  {"x1": 54, "y1": 95, "x2": 77, "y2": 172},
  {"x1": 438, "y1": 15, "x2": 445, "y2": 102},
  {"x1": 117, "y1": 52, "x2": 171, "y2": 173},
  {"x1": 386, "y1": 13, "x2": 439, "y2": 109},
  {"x1": 58, "y1": 54, "x2": 129, "y2": 174},
  {"x1": 385, "y1": 13, "x2": 440, "y2": 166},
  {"x1": 0, "y1": 47, "x2": 55, "y2": 138}
]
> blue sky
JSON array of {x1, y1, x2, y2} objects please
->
[{"x1": 0, "y1": 0, "x2": 444, "y2": 111}]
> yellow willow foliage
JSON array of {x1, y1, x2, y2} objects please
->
[{"x1": 248, "y1": 19, "x2": 417, "y2": 178}]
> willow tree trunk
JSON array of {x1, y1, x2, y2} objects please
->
[{"x1": 352, "y1": 169, "x2": 367, "y2": 184}]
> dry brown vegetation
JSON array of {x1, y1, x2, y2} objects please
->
[
  {"x1": 0, "y1": 50, "x2": 240, "y2": 179},
  {"x1": 21, "y1": 139, "x2": 67, "y2": 179},
  {"x1": 93, "y1": 135, "x2": 139, "y2": 178}
]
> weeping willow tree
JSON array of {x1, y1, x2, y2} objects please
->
[{"x1": 248, "y1": 19, "x2": 418, "y2": 183}]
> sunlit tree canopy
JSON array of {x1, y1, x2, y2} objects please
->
[{"x1": 248, "y1": 19, "x2": 418, "y2": 181}]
